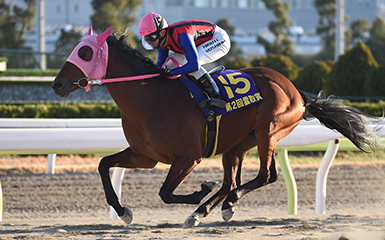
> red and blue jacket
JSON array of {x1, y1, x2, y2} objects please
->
[{"x1": 156, "y1": 20, "x2": 216, "y2": 75}]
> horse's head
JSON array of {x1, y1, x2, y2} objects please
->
[{"x1": 52, "y1": 26, "x2": 113, "y2": 97}]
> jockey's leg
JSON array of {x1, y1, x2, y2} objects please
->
[
  {"x1": 193, "y1": 26, "x2": 230, "y2": 108},
  {"x1": 165, "y1": 53, "x2": 226, "y2": 108},
  {"x1": 190, "y1": 68, "x2": 226, "y2": 108}
]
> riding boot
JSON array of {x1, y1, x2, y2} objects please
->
[{"x1": 198, "y1": 73, "x2": 226, "y2": 108}]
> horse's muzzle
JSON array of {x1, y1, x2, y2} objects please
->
[{"x1": 51, "y1": 80, "x2": 70, "y2": 98}]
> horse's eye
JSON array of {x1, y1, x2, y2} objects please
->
[{"x1": 78, "y1": 46, "x2": 93, "y2": 61}]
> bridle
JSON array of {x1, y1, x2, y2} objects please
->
[
  {"x1": 72, "y1": 73, "x2": 163, "y2": 91},
  {"x1": 70, "y1": 39, "x2": 161, "y2": 91},
  {"x1": 67, "y1": 26, "x2": 177, "y2": 92}
]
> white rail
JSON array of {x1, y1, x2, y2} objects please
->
[{"x1": 0, "y1": 118, "x2": 383, "y2": 222}]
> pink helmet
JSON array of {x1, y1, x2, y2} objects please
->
[{"x1": 138, "y1": 12, "x2": 168, "y2": 36}]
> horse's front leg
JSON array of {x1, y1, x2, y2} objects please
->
[
  {"x1": 158, "y1": 156, "x2": 218, "y2": 204},
  {"x1": 98, "y1": 147, "x2": 157, "y2": 223}
]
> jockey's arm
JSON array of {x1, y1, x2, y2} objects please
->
[
  {"x1": 156, "y1": 48, "x2": 169, "y2": 67},
  {"x1": 169, "y1": 33, "x2": 200, "y2": 76}
]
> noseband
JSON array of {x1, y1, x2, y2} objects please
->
[{"x1": 73, "y1": 77, "x2": 102, "y2": 89}]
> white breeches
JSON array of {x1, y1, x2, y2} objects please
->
[{"x1": 165, "y1": 26, "x2": 231, "y2": 79}]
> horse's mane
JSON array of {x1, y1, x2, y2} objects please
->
[{"x1": 106, "y1": 34, "x2": 160, "y2": 74}]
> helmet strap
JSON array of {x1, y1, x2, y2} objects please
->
[{"x1": 155, "y1": 30, "x2": 166, "y2": 48}]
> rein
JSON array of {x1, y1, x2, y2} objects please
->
[
  {"x1": 73, "y1": 73, "x2": 161, "y2": 91},
  {"x1": 73, "y1": 56, "x2": 180, "y2": 92}
]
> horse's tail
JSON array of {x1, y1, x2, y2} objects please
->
[{"x1": 298, "y1": 90, "x2": 378, "y2": 153}]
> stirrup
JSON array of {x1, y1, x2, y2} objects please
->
[{"x1": 208, "y1": 66, "x2": 225, "y2": 76}]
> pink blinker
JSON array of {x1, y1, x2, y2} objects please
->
[{"x1": 66, "y1": 26, "x2": 113, "y2": 91}]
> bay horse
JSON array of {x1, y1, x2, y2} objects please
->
[{"x1": 51, "y1": 27, "x2": 377, "y2": 227}]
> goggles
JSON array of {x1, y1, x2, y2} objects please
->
[{"x1": 144, "y1": 33, "x2": 159, "y2": 42}]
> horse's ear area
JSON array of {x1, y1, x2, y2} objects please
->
[
  {"x1": 87, "y1": 26, "x2": 93, "y2": 36},
  {"x1": 96, "y1": 26, "x2": 113, "y2": 45}
]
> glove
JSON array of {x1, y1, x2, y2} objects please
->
[{"x1": 157, "y1": 68, "x2": 172, "y2": 78}]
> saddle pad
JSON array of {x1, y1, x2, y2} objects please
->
[{"x1": 180, "y1": 70, "x2": 264, "y2": 118}]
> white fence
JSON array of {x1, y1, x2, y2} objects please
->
[{"x1": 0, "y1": 118, "x2": 384, "y2": 221}]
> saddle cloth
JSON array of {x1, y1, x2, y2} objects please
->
[{"x1": 180, "y1": 70, "x2": 264, "y2": 117}]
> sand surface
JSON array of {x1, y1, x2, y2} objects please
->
[{"x1": 0, "y1": 157, "x2": 385, "y2": 239}]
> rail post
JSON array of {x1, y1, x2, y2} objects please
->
[
  {"x1": 277, "y1": 148, "x2": 298, "y2": 215},
  {"x1": 315, "y1": 139, "x2": 339, "y2": 214},
  {"x1": 47, "y1": 154, "x2": 56, "y2": 174}
]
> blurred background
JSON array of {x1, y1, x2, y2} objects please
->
[{"x1": 1, "y1": 0, "x2": 385, "y2": 113}]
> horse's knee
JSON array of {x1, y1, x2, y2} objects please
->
[
  {"x1": 159, "y1": 188, "x2": 174, "y2": 204},
  {"x1": 98, "y1": 156, "x2": 111, "y2": 174}
]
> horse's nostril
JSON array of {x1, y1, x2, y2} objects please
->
[{"x1": 52, "y1": 81, "x2": 63, "y2": 90}]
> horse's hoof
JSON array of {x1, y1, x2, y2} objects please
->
[
  {"x1": 183, "y1": 212, "x2": 203, "y2": 228},
  {"x1": 201, "y1": 180, "x2": 219, "y2": 191},
  {"x1": 119, "y1": 207, "x2": 133, "y2": 224},
  {"x1": 222, "y1": 207, "x2": 236, "y2": 222}
]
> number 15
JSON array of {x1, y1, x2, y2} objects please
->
[{"x1": 217, "y1": 72, "x2": 251, "y2": 99}]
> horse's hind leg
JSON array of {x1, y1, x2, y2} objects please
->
[
  {"x1": 221, "y1": 137, "x2": 278, "y2": 221},
  {"x1": 98, "y1": 147, "x2": 157, "y2": 223},
  {"x1": 184, "y1": 132, "x2": 257, "y2": 227},
  {"x1": 158, "y1": 156, "x2": 217, "y2": 204}
]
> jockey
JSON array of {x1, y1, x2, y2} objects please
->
[{"x1": 138, "y1": 12, "x2": 231, "y2": 108}]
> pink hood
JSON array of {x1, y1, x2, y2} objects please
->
[{"x1": 66, "y1": 26, "x2": 112, "y2": 86}]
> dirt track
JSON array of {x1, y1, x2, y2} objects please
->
[{"x1": 1, "y1": 163, "x2": 385, "y2": 239}]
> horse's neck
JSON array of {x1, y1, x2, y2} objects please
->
[
  {"x1": 103, "y1": 45, "x2": 186, "y2": 125},
  {"x1": 104, "y1": 80, "x2": 142, "y2": 108},
  {"x1": 104, "y1": 47, "x2": 143, "y2": 99}
]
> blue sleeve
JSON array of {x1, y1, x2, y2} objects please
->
[
  {"x1": 169, "y1": 33, "x2": 200, "y2": 75},
  {"x1": 156, "y1": 47, "x2": 169, "y2": 67}
]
